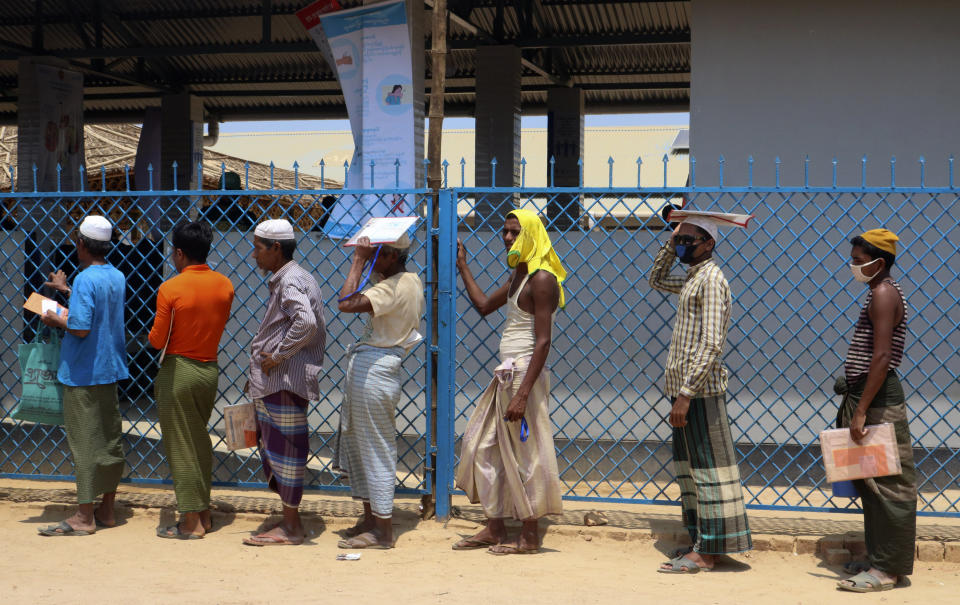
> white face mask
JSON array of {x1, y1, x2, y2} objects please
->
[{"x1": 850, "y1": 258, "x2": 881, "y2": 283}]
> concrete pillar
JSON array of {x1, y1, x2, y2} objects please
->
[
  {"x1": 547, "y1": 86, "x2": 584, "y2": 229},
  {"x1": 474, "y1": 45, "x2": 521, "y2": 225},
  {"x1": 160, "y1": 92, "x2": 204, "y2": 190}
]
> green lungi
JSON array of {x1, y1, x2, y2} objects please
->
[
  {"x1": 63, "y1": 383, "x2": 125, "y2": 504},
  {"x1": 156, "y1": 355, "x2": 219, "y2": 512},
  {"x1": 836, "y1": 370, "x2": 918, "y2": 576}
]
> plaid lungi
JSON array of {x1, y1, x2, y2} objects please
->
[
  {"x1": 673, "y1": 393, "x2": 752, "y2": 555},
  {"x1": 255, "y1": 390, "x2": 309, "y2": 508}
]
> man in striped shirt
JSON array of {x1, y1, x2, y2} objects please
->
[
  {"x1": 649, "y1": 215, "x2": 752, "y2": 573},
  {"x1": 243, "y1": 219, "x2": 326, "y2": 546}
]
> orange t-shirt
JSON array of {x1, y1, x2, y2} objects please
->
[{"x1": 148, "y1": 265, "x2": 235, "y2": 362}]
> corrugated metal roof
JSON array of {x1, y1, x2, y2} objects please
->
[{"x1": 0, "y1": 0, "x2": 690, "y2": 122}]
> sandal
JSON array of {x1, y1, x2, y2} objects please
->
[
  {"x1": 337, "y1": 531, "x2": 393, "y2": 550},
  {"x1": 452, "y1": 537, "x2": 500, "y2": 550},
  {"x1": 38, "y1": 520, "x2": 94, "y2": 537},
  {"x1": 837, "y1": 571, "x2": 895, "y2": 592},
  {"x1": 658, "y1": 555, "x2": 710, "y2": 574},
  {"x1": 156, "y1": 524, "x2": 203, "y2": 540},
  {"x1": 487, "y1": 543, "x2": 539, "y2": 556},
  {"x1": 243, "y1": 532, "x2": 304, "y2": 546}
]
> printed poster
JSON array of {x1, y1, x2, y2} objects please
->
[
  {"x1": 300, "y1": 0, "x2": 419, "y2": 238},
  {"x1": 16, "y1": 60, "x2": 85, "y2": 192}
]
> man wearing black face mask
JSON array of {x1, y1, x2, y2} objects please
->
[{"x1": 648, "y1": 215, "x2": 752, "y2": 573}]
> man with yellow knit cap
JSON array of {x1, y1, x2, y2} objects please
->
[
  {"x1": 453, "y1": 208, "x2": 565, "y2": 555},
  {"x1": 836, "y1": 228, "x2": 917, "y2": 593}
]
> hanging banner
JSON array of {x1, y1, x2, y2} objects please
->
[
  {"x1": 16, "y1": 60, "x2": 85, "y2": 192},
  {"x1": 301, "y1": 0, "x2": 420, "y2": 238}
]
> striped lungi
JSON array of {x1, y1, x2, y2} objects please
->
[
  {"x1": 673, "y1": 393, "x2": 752, "y2": 555},
  {"x1": 62, "y1": 383, "x2": 125, "y2": 504},
  {"x1": 333, "y1": 344, "x2": 403, "y2": 519},
  {"x1": 156, "y1": 355, "x2": 219, "y2": 513},
  {"x1": 255, "y1": 390, "x2": 309, "y2": 508},
  {"x1": 456, "y1": 357, "x2": 563, "y2": 520}
]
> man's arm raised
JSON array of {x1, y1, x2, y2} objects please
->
[
  {"x1": 456, "y1": 238, "x2": 509, "y2": 317},
  {"x1": 504, "y1": 271, "x2": 559, "y2": 422}
]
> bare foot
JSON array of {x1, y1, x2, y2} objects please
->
[
  {"x1": 343, "y1": 516, "x2": 376, "y2": 538},
  {"x1": 93, "y1": 503, "x2": 116, "y2": 527},
  {"x1": 63, "y1": 511, "x2": 96, "y2": 534}
]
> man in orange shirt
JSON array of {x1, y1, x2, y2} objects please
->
[{"x1": 149, "y1": 221, "x2": 234, "y2": 539}]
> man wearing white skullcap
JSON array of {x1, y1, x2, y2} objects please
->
[
  {"x1": 243, "y1": 218, "x2": 326, "y2": 546},
  {"x1": 39, "y1": 215, "x2": 129, "y2": 537},
  {"x1": 648, "y1": 211, "x2": 753, "y2": 572},
  {"x1": 333, "y1": 230, "x2": 424, "y2": 549}
]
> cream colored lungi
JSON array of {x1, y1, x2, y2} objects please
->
[{"x1": 455, "y1": 358, "x2": 563, "y2": 520}]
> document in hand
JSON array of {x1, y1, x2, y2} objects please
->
[
  {"x1": 820, "y1": 423, "x2": 902, "y2": 483},
  {"x1": 23, "y1": 292, "x2": 68, "y2": 319},
  {"x1": 343, "y1": 216, "x2": 419, "y2": 247},
  {"x1": 224, "y1": 402, "x2": 258, "y2": 450}
]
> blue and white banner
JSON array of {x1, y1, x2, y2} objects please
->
[{"x1": 304, "y1": 0, "x2": 420, "y2": 238}]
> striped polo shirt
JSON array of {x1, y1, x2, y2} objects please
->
[{"x1": 844, "y1": 278, "x2": 908, "y2": 381}]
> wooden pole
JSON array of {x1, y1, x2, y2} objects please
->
[{"x1": 423, "y1": 0, "x2": 447, "y2": 520}]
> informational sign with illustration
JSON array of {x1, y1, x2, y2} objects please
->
[
  {"x1": 300, "y1": 0, "x2": 418, "y2": 239},
  {"x1": 16, "y1": 61, "x2": 85, "y2": 192}
]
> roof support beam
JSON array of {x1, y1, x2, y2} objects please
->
[
  {"x1": 424, "y1": 0, "x2": 570, "y2": 86},
  {"x1": 32, "y1": 0, "x2": 45, "y2": 52},
  {"x1": 450, "y1": 31, "x2": 689, "y2": 49}
]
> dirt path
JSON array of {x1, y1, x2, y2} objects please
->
[{"x1": 3, "y1": 500, "x2": 959, "y2": 605}]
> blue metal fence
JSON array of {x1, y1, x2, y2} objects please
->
[
  {"x1": 439, "y1": 181, "x2": 959, "y2": 518},
  {"x1": 0, "y1": 185, "x2": 434, "y2": 497},
  {"x1": 1, "y1": 158, "x2": 958, "y2": 518}
]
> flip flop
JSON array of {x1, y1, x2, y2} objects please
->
[
  {"x1": 38, "y1": 520, "x2": 94, "y2": 537},
  {"x1": 658, "y1": 555, "x2": 710, "y2": 574},
  {"x1": 487, "y1": 543, "x2": 539, "y2": 556},
  {"x1": 452, "y1": 537, "x2": 500, "y2": 550},
  {"x1": 243, "y1": 532, "x2": 304, "y2": 546},
  {"x1": 156, "y1": 524, "x2": 203, "y2": 540},
  {"x1": 337, "y1": 531, "x2": 393, "y2": 550},
  {"x1": 837, "y1": 571, "x2": 895, "y2": 593}
]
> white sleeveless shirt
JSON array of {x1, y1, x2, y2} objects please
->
[{"x1": 499, "y1": 273, "x2": 554, "y2": 360}]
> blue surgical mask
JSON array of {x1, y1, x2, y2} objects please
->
[{"x1": 674, "y1": 243, "x2": 697, "y2": 264}]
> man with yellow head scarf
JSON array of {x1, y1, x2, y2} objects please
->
[{"x1": 453, "y1": 208, "x2": 565, "y2": 555}]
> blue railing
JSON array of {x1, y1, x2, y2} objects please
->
[{"x1": 1, "y1": 156, "x2": 958, "y2": 519}]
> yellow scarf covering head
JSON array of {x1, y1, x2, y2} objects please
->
[{"x1": 505, "y1": 209, "x2": 567, "y2": 309}]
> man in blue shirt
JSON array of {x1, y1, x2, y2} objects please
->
[{"x1": 38, "y1": 215, "x2": 129, "y2": 536}]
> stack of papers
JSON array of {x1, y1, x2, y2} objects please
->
[
  {"x1": 23, "y1": 292, "x2": 68, "y2": 319},
  {"x1": 820, "y1": 423, "x2": 902, "y2": 482},
  {"x1": 343, "y1": 216, "x2": 419, "y2": 247}
]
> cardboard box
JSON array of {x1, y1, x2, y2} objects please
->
[{"x1": 820, "y1": 423, "x2": 901, "y2": 482}]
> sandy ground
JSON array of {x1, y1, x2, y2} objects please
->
[{"x1": 3, "y1": 498, "x2": 960, "y2": 605}]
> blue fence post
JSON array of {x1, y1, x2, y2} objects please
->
[{"x1": 434, "y1": 188, "x2": 458, "y2": 520}]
